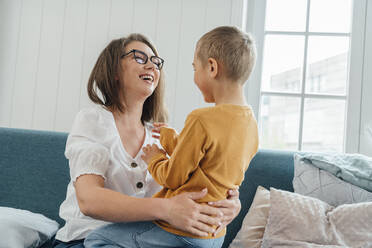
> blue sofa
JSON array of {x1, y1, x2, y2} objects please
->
[{"x1": 0, "y1": 127, "x2": 294, "y2": 247}]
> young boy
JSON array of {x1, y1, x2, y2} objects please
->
[{"x1": 85, "y1": 26, "x2": 258, "y2": 248}]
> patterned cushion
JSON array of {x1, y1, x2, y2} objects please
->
[
  {"x1": 293, "y1": 154, "x2": 372, "y2": 206},
  {"x1": 261, "y1": 188, "x2": 372, "y2": 247}
]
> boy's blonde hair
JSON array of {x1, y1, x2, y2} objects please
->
[{"x1": 197, "y1": 26, "x2": 256, "y2": 84}]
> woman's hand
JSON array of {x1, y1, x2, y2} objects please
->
[
  {"x1": 164, "y1": 189, "x2": 223, "y2": 237},
  {"x1": 151, "y1": 122, "x2": 168, "y2": 139},
  {"x1": 208, "y1": 188, "x2": 241, "y2": 236}
]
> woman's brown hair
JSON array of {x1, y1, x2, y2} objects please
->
[{"x1": 87, "y1": 33, "x2": 168, "y2": 123}]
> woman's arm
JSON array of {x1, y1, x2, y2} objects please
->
[{"x1": 75, "y1": 174, "x2": 223, "y2": 236}]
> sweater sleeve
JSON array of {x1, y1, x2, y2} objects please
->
[
  {"x1": 159, "y1": 127, "x2": 178, "y2": 156},
  {"x1": 147, "y1": 114, "x2": 208, "y2": 189}
]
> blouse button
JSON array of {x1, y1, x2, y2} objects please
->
[
  {"x1": 136, "y1": 182, "x2": 143, "y2": 189},
  {"x1": 130, "y1": 162, "x2": 138, "y2": 168}
]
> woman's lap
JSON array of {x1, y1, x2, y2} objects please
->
[{"x1": 84, "y1": 221, "x2": 224, "y2": 248}]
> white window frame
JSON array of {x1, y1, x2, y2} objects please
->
[{"x1": 244, "y1": 0, "x2": 367, "y2": 153}]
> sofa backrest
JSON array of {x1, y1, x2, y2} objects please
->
[
  {"x1": 0, "y1": 127, "x2": 69, "y2": 226},
  {"x1": 0, "y1": 127, "x2": 295, "y2": 247},
  {"x1": 222, "y1": 149, "x2": 294, "y2": 247}
]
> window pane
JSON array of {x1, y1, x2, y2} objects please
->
[
  {"x1": 309, "y1": 0, "x2": 352, "y2": 33},
  {"x1": 302, "y1": 98, "x2": 345, "y2": 152},
  {"x1": 260, "y1": 95, "x2": 301, "y2": 150},
  {"x1": 261, "y1": 35, "x2": 304, "y2": 92},
  {"x1": 306, "y1": 36, "x2": 349, "y2": 94},
  {"x1": 265, "y1": 0, "x2": 307, "y2": 32}
]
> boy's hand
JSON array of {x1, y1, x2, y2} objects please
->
[
  {"x1": 141, "y1": 144, "x2": 166, "y2": 164},
  {"x1": 151, "y1": 122, "x2": 168, "y2": 139}
]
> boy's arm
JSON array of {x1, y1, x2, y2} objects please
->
[
  {"x1": 159, "y1": 127, "x2": 178, "y2": 156},
  {"x1": 148, "y1": 115, "x2": 208, "y2": 189}
]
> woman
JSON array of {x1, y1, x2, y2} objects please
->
[{"x1": 53, "y1": 33, "x2": 241, "y2": 248}]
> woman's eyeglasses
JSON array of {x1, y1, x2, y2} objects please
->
[{"x1": 121, "y1": 49, "x2": 164, "y2": 70}]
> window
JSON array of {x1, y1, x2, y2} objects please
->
[{"x1": 254, "y1": 0, "x2": 354, "y2": 152}]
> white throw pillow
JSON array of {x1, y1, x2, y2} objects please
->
[
  {"x1": 0, "y1": 207, "x2": 59, "y2": 248},
  {"x1": 229, "y1": 186, "x2": 270, "y2": 248},
  {"x1": 261, "y1": 188, "x2": 372, "y2": 248},
  {"x1": 293, "y1": 154, "x2": 372, "y2": 206}
]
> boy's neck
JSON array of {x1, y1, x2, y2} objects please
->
[{"x1": 213, "y1": 81, "x2": 247, "y2": 106}]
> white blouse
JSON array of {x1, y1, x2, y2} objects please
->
[{"x1": 55, "y1": 106, "x2": 162, "y2": 242}]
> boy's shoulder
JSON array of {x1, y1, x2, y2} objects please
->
[
  {"x1": 188, "y1": 106, "x2": 216, "y2": 118},
  {"x1": 189, "y1": 105, "x2": 254, "y2": 117}
]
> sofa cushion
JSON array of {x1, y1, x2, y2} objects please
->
[
  {"x1": 293, "y1": 154, "x2": 372, "y2": 206},
  {"x1": 229, "y1": 186, "x2": 270, "y2": 248},
  {"x1": 0, "y1": 207, "x2": 59, "y2": 248},
  {"x1": 261, "y1": 188, "x2": 372, "y2": 247}
]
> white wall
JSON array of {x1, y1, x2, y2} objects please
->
[{"x1": 0, "y1": 0, "x2": 245, "y2": 132}]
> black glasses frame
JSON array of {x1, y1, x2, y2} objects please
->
[{"x1": 121, "y1": 49, "x2": 164, "y2": 70}]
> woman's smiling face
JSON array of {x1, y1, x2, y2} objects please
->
[{"x1": 118, "y1": 41, "x2": 161, "y2": 98}]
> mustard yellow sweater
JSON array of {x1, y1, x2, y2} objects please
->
[{"x1": 148, "y1": 104, "x2": 259, "y2": 239}]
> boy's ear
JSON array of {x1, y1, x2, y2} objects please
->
[{"x1": 207, "y1": 58, "x2": 218, "y2": 78}]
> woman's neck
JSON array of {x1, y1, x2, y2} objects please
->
[
  {"x1": 111, "y1": 100, "x2": 147, "y2": 159},
  {"x1": 112, "y1": 97, "x2": 145, "y2": 130}
]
